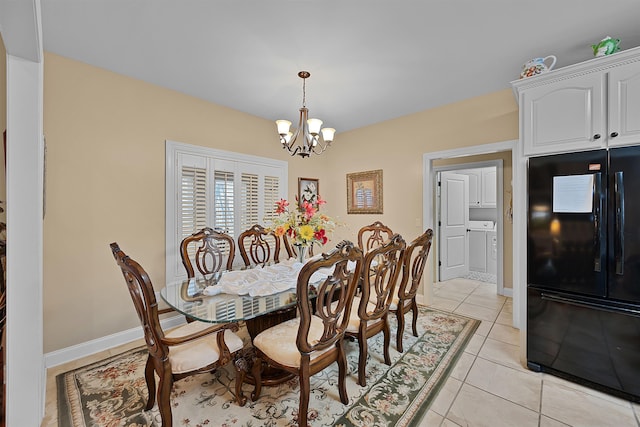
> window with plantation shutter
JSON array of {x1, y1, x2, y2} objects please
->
[
  {"x1": 166, "y1": 141, "x2": 287, "y2": 283},
  {"x1": 263, "y1": 175, "x2": 280, "y2": 224},
  {"x1": 240, "y1": 173, "x2": 259, "y2": 231},
  {"x1": 214, "y1": 170, "x2": 234, "y2": 235},
  {"x1": 180, "y1": 165, "x2": 208, "y2": 240}
]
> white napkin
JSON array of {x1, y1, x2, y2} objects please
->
[{"x1": 201, "y1": 255, "x2": 353, "y2": 298}]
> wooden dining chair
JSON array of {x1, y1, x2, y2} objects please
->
[
  {"x1": 180, "y1": 227, "x2": 235, "y2": 280},
  {"x1": 109, "y1": 242, "x2": 248, "y2": 427},
  {"x1": 344, "y1": 234, "x2": 405, "y2": 386},
  {"x1": 357, "y1": 221, "x2": 394, "y2": 253},
  {"x1": 392, "y1": 229, "x2": 433, "y2": 352},
  {"x1": 238, "y1": 224, "x2": 282, "y2": 267},
  {"x1": 251, "y1": 241, "x2": 364, "y2": 427}
]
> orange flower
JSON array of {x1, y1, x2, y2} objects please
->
[{"x1": 273, "y1": 225, "x2": 287, "y2": 237}]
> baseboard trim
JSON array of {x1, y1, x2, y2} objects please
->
[
  {"x1": 501, "y1": 288, "x2": 513, "y2": 298},
  {"x1": 44, "y1": 314, "x2": 186, "y2": 368}
]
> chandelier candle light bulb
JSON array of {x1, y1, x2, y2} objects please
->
[{"x1": 277, "y1": 71, "x2": 336, "y2": 157}]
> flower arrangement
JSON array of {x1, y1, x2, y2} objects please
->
[{"x1": 269, "y1": 196, "x2": 337, "y2": 247}]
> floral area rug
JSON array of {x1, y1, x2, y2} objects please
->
[{"x1": 57, "y1": 307, "x2": 479, "y2": 427}]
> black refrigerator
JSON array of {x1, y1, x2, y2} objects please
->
[{"x1": 527, "y1": 146, "x2": 640, "y2": 402}]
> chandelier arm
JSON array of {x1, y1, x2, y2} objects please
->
[{"x1": 310, "y1": 140, "x2": 329, "y2": 155}]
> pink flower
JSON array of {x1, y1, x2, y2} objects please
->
[
  {"x1": 301, "y1": 201, "x2": 317, "y2": 220},
  {"x1": 275, "y1": 198, "x2": 289, "y2": 214},
  {"x1": 316, "y1": 195, "x2": 327, "y2": 206}
]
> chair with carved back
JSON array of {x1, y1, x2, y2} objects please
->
[
  {"x1": 180, "y1": 227, "x2": 235, "y2": 279},
  {"x1": 391, "y1": 229, "x2": 433, "y2": 352},
  {"x1": 357, "y1": 221, "x2": 394, "y2": 253},
  {"x1": 251, "y1": 241, "x2": 364, "y2": 427},
  {"x1": 344, "y1": 234, "x2": 405, "y2": 386},
  {"x1": 110, "y1": 243, "x2": 247, "y2": 427},
  {"x1": 238, "y1": 224, "x2": 282, "y2": 267}
]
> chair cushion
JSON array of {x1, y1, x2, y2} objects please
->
[
  {"x1": 253, "y1": 316, "x2": 333, "y2": 368},
  {"x1": 165, "y1": 321, "x2": 244, "y2": 374},
  {"x1": 341, "y1": 296, "x2": 383, "y2": 333}
]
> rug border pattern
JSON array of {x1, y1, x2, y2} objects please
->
[{"x1": 56, "y1": 307, "x2": 480, "y2": 427}]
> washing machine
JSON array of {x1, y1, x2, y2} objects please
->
[
  {"x1": 468, "y1": 221, "x2": 494, "y2": 273},
  {"x1": 487, "y1": 229, "x2": 497, "y2": 275}
]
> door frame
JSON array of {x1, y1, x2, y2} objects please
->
[
  {"x1": 435, "y1": 160, "x2": 503, "y2": 294},
  {"x1": 423, "y1": 139, "x2": 525, "y2": 332}
]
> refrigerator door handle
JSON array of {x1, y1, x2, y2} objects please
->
[
  {"x1": 615, "y1": 171, "x2": 625, "y2": 275},
  {"x1": 593, "y1": 172, "x2": 602, "y2": 272}
]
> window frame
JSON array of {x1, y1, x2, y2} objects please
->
[{"x1": 165, "y1": 140, "x2": 288, "y2": 283}]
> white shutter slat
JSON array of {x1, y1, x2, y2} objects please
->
[
  {"x1": 214, "y1": 170, "x2": 235, "y2": 236},
  {"x1": 263, "y1": 175, "x2": 280, "y2": 223},
  {"x1": 180, "y1": 165, "x2": 207, "y2": 239},
  {"x1": 241, "y1": 173, "x2": 259, "y2": 229}
]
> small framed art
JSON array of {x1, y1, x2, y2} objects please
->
[
  {"x1": 298, "y1": 177, "x2": 319, "y2": 207},
  {"x1": 346, "y1": 169, "x2": 383, "y2": 214}
]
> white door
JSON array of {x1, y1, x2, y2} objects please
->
[{"x1": 439, "y1": 172, "x2": 469, "y2": 281}]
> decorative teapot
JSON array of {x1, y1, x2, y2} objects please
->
[
  {"x1": 592, "y1": 36, "x2": 620, "y2": 57},
  {"x1": 519, "y1": 55, "x2": 557, "y2": 79}
]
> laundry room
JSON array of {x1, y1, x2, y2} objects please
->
[{"x1": 433, "y1": 150, "x2": 513, "y2": 296}]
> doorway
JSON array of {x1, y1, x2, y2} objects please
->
[
  {"x1": 423, "y1": 140, "x2": 521, "y2": 329},
  {"x1": 436, "y1": 160, "x2": 504, "y2": 293}
]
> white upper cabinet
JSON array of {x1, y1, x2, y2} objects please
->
[
  {"x1": 513, "y1": 47, "x2": 640, "y2": 156},
  {"x1": 520, "y1": 73, "x2": 605, "y2": 155},
  {"x1": 608, "y1": 61, "x2": 640, "y2": 147},
  {"x1": 481, "y1": 168, "x2": 497, "y2": 208},
  {"x1": 459, "y1": 167, "x2": 496, "y2": 208},
  {"x1": 466, "y1": 169, "x2": 481, "y2": 207}
]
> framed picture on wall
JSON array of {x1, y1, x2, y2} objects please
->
[
  {"x1": 298, "y1": 177, "x2": 319, "y2": 207},
  {"x1": 346, "y1": 169, "x2": 383, "y2": 214}
]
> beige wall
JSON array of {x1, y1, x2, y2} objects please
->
[
  {"x1": 319, "y1": 90, "x2": 518, "y2": 293},
  {"x1": 42, "y1": 52, "x2": 519, "y2": 353},
  {"x1": 42, "y1": 53, "x2": 325, "y2": 352}
]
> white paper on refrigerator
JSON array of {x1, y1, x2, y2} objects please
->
[{"x1": 552, "y1": 174, "x2": 594, "y2": 213}]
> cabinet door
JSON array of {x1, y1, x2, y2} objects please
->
[
  {"x1": 468, "y1": 230, "x2": 487, "y2": 272},
  {"x1": 608, "y1": 61, "x2": 640, "y2": 147},
  {"x1": 521, "y1": 73, "x2": 605, "y2": 156},
  {"x1": 466, "y1": 169, "x2": 481, "y2": 207},
  {"x1": 481, "y1": 168, "x2": 497, "y2": 208}
]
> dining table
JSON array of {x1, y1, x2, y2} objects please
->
[{"x1": 160, "y1": 257, "x2": 332, "y2": 385}]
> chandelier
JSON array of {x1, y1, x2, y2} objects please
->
[{"x1": 276, "y1": 71, "x2": 336, "y2": 158}]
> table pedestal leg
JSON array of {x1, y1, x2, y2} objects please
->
[{"x1": 243, "y1": 306, "x2": 297, "y2": 387}]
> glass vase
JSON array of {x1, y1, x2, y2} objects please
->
[{"x1": 295, "y1": 244, "x2": 307, "y2": 263}]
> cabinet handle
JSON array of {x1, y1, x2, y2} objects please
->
[
  {"x1": 593, "y1": 134, "x2": 601, "y2": 140},
  {"x1": 611, "y1": 132, "x2": 619, "y2": 138}
]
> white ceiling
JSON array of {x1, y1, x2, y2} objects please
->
[{"x1": 40, "y1": 0, "x2": 640, "y2": 133}]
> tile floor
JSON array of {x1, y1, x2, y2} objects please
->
[
  {"x1": 420, "y1": 278, "x2": 640, "y2": 427},
  {"x1": 42, "y1": 277, "x2": 640, "y2": 427}
]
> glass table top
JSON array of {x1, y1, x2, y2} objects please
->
[{"x1": 160, "y1": 277, "x2": 299, "y2": 323}]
